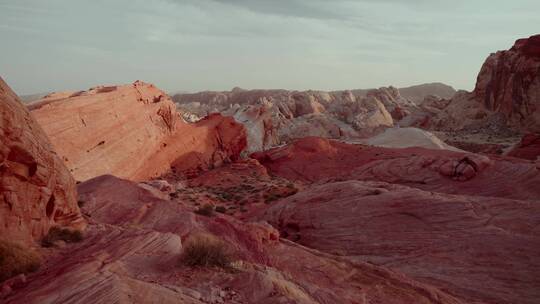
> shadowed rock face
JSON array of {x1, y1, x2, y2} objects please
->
[
  {"x1": 507, "y1": 133, "x2": 540, "y2": 160},
  {"x1": 257, "y1": 180, "x2": 540, "y2": 304},
  {"x1": 0, "y1": 77, "x2": 84, "y2": 243},
  {"x1": 473, "y1": 34, "x2": 540, "y2": 132},
  {"x1": 29, "y1": 81, "x2": 247, "y2": 182}
]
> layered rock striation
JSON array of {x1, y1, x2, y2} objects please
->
[
  {"x1": 0, "y1": 77, "x2": 84, "y2": 243},
  {"x1": 30, "y1": 81, "x2": 247, "y2": 181}
]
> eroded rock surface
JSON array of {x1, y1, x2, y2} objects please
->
[
  {"x1": 507, "y1": 133, "x2": 540, "y2": 160},
  {"x1": 3, "y1": 175, "x2": 464, "y2": 304},
  {"x1": 30, "y1": 81, "x2": 246, "y2": 181},
  {"x1": 0, "y1": 77, "x2": 84, "y2": 243},
  {"x1": 174, "y1": 87, "x2": 429, "y2": 152},
  {"x1": 257, "y1": 180, "x2": 540, "y2": 304},
  {"x1": 359, "y1": 127, "x2": 462, "y2": 151},
  {"x1": 473, "y1": 34, "x2": 540, "y2": 132},
  {"x1": 252, "y1": 137, "x2": 540, "y2": 200},
  {"x1": 416, "y1": 35, "x2": 540, "y2": 135}
]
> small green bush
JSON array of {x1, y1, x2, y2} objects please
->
[
  {"x1": 180, "y1": 234, "x2": 233, "y2": 268},
  {"x1": 41, "y1": 226, "x2": 83, "y2": 247},
  {"x1": 194, "y1": 204, "x2": 214, "y2": 217},
  {"x1": 0, "y1": 240, "x2": 41, "y2": 282}
]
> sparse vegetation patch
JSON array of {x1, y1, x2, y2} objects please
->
[
  {"x1": 41, "y1": 226, "x2": 83, "y2": 247},
  {"x1": 194, "y1": 204, "x2": 214, "y2": 217},
  {"x1": 180, "y1": 233, "x2": 233, "y2": 268},
  {"x1": 0, "y1": 240, "x2": 42, "y2": 282}
]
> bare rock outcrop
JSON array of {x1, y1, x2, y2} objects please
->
[
  {"x1": 3, "y1": 175, "x2": 465, "y2": 304},
  {"x1": 174, "y1": 88, "x2": 403, "y2": 152},
  {"x1": 257, "y1": 180, "x2": 540, "y2": 304},
  {"x1": 30, "y1": 81, "x2": 247, "y2": 181},
  {"x1": 506, "y1": 133, "x2": 540, "y2": 160},
  {"x1": 424, "y1": 35, "x2": 540, "y2": 133},
  {"x1": 252, "y1": 137, "x2": 540, "y2": 200},
  {"x1": 359, "y1": 127, "x2": 462, "y2": 152},
  {"x1": 473, "y1": 34, "x2": 540, "y2": 132},
  {"x1": 0, "y1": 77, "x2": 84, "y2": 243}
]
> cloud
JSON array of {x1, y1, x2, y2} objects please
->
[
  {"x1": 1, "y1": 0, "x2": 539, "y2": 94},
  {"x1": 208, "y1": 0, "x2": 352, "y2": 20}
]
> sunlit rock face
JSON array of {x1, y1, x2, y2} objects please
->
[{"x1": 30, "y1": 81, "x2": 247, "y2": 181}]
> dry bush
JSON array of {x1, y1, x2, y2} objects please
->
[
  {"x1": 215, "y1": 206, "x2": 227, "y2": 213},
  {"x1": 194, "y1": 204, "x2": 214, "y2": 217},
  {"x1": 0, "y1": 240, "x2": 41, "y2": 282},
  {"x1": 41, "y1": 226, "x2": 83, "y2": 247},
  {"x1": 180, "y1": 233, "x2": 233, "y2": 268}
]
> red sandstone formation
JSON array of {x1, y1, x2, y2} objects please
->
[
  {"x1": 0, "y1": 78, "x2": 84, "y2": 243},
  {"x1": 257, "y1": 180, "x2": 540, "y2": 304},
  {"x1": 3, "y1": 33, "x2": 540, "y2": 304},
  {"x1": 420, "y1": 34, "x2": 540, "y2": 134},
  {"x1": 29, "y1": 81, "x2": 246, "y2": 182},
  {"x1": 1, "y1": 175, "x2": 465, "y2": 303},
  {"x1": 473, "y1": 34, "x2": 540, "y2": 132},
  {"x1": 507, "y1": 133, "x2": 540, "y2": 160},
  {"x1": 173, "y1": 87, "x2": 423, "y2": 151},
  {"x1": 252, "y1": 137, "x2": 540, "y2": 200}
]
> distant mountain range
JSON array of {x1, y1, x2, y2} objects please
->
[{"x1": 346, "y1": 82, "x2": 456, "y2": 102}]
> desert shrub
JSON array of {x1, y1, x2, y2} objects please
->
[
  {"x1": 0, "y1": 240, "x2": 41, "y2": 282},
  {"x1": 215, "y1": 206, "x2": 227, "y2": 213},
  {"x1": 41, "y1": 226, "x2": 83, "y2": 247},
  {"x1": 180, "y1": 234, "x2": 233, "y2": 268},
  {"x1": 264, "y1": 194, "x2": 279, "y2": 204},
  {"x1": 194, "y1": 204, "x2": 214, "y2": 217},
  {"x1": 219, "y1": 192, "x2": 234, "y2": 201}
]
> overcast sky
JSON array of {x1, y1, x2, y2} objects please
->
[{"x1": 1, "y1": 0, "x2": 539, "y2": 95}]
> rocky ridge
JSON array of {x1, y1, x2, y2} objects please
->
[
  {"x1": 173, "y1": 86, "x2": 431, "y2": 152},
  {"x1": 29, "y1": 81, "x2": 247, "y2": 182}
]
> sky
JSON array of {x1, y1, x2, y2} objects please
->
[{"x1": 0, "y1": 0, "x2": 539, "y2": 95}]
